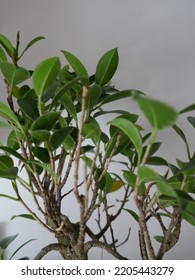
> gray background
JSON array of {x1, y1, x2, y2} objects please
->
[{"x1": 0, "y1": 0, "x2": 195, "y2": 259}]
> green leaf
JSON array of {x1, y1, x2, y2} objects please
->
[
  {"x1": 33, "y1": 147, "x2": 50, "y2": 163},
  {"x1": 87, "y1": 84, "x2": 102, "y2": 108},
  {"x1": 0, "y1": 34, "x2": 15, "y2": 58},
  {"x1": 29, "y1": 129, "x2": 51, "y2": 142},
  {"x1": 138, "y1": 166, "x2": 162, "y2": 183},
  {"x1": 0, "y1": 62, "x2": 30, "y2": 88},
  {"x1": 0, "y1": 47, "x2": 7, "y2": 61},
  {"x1": 11, "y1": 214, "x2": 36, "y2": 221},
  {"x1": 32, "y1": 57, "x2": 61, "y2": 97},
  {"x1": 30, "y1": 111, "x2": 61, "y2": 131},
  {"x1": 173, "y1": 124, "x2": 188, "y2": 144},
  {"x1": 7, "y1": 130, "x2": 20, "y2": 150},
  {"x1": 60, "y1": 92, "x2": 78, "y2": 121},
  {"x1": 19, "y1": 36, "x2": 45, "y2": 59},
  {"x1": 49, "y1": 77, "x2": 80, "y2": 110},
  {"x1": 0, "y1": 194, "x2": 18, "y2": 201},
  {"x1": 50, "y1": 127, "x2": 74, "y2": 149},
  {"x1": 157, "y1": 181, "x2": 177, "y2": 198},
  {"x1": 153, "y1": 235, "x2": 164, "y2": 243},
  {"x1": 0, "y1": 146, "x2": 26, "y2": 162},
  {"x1": 61, "y1": 50, "x2": 89, "y2": 83},
  {"x1": 137, "y1": 97, "x2": 178, "y2": 130},
  {"x1": 18, "y1": 98, "x2": 39, "y2": 120},
  {"x1": 0, "y1": 167, "x2": 18, "y2": 179},
  {"x1": 95, "y1": 48, "x2": 119, "y2": 86},
  {"x1": 146, "y1": 156, "x2": 168, "y2": 166},
  {"x1": 123, "y1": 208, "x2": 139, "y2": 222},
  {"x1": 187, "y1": 116, "x2": 195, "y2": 128},
  {"x1": 0, "y1": 101, "x2": 19, "y2": 125},
  {"x1": 0, "y1": 155, "x2": 14, "y2": 168},
  {"x1": 101, "y1": 90, "x2": 144, "y2": 105},
  {"x1": 0, "y1": 234, "x2": 18, "y2": 250},
  {"x1": 10, "y1": 238, "x2": 36, "y2": 260},
  {"x1": 94, "y1": 109, "x2": 129, "y2": 118},
  {"x1": 179, "y1": 103, "x2": 195, "y2": 114},
  {"x1": 108, "y1": 118, "x2": 142, "y2": 163}
]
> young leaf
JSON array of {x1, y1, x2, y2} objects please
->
[
  {"x1": 19, "y1": 36, "x2": 45, "y2": 59},
  {"x1": 101, "y1": 89, "x2": 144, "y2": 105},
  {"x1": 0, "y1": 62, "x2": 30, "y2": 88},
  {"x1": 137, "y1": 97, "x2": 178, "y2": 130},
  {"x1": 11, "y1": 214, "x2": 36, "y2": 221},
  {"x1": 123, "y1": 208, "x2": 139, "y2": 222},
  {"x1": 32, "y1": 57, "x2": 61, "y2": 97},
  {"x1": 61, "y1": 50, "x2": 89, "y2": 83},
  {"x1": 179, "y1": 103, "x2": 195, "y2": 114},
  {"x1": 95, "y1": 48, "x2": 119, "y2": 86},
  {"x1": 0, "y1": 34, "x2": 15, "y2": 58},
  {"x1": 108, "y1": 118, "x2": 142, "y2": 163},
  {"x1": 0, "y1": 234, "x2": 18, "y2": 250}
]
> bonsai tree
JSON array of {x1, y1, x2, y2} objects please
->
[{"x1": 0, "y1": 33, "x2": 195, "y2": 260}]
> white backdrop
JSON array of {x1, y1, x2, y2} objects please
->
[{"x1": 0, "y1": 0, "x2": 195, "y2": 259}]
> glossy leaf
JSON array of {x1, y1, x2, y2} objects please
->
[
  {"x1": 0, "y1": 62, "x2": 30, "y2": 88},
  {"x1": 30, "y1": 111, "x2": 61, "y2": 131},
  {"x1": 7, "y1": 130, "x2": 20, "y2": 150},
  {"x1": 29, "y1": 129, "x2": 51, "y2": 142},
  {"x1": 0, "y1": 167, "x2": 18, "y2": 179},
  {"x1": 32, "y1": 57, "x2": 61, "y2": 97},
  {"x1": 19, "y1": 36, "x2": 45, "y2": 59},
  {"x1": 0, "y1": 34, "x2": 15, "y2": 58},
  {"x1": 146, "y1": 156, "x2": 168, "y2": 166},
  {"x1": 0, "y1": 155, "x2": 14, "y2": 168},
  {"x1": 50, "y1": 127, "x2": 74, "y2": 149},
  {"x1": 61, "y1": 50, "x2": 88, "y2": 82},
  {"x1": 138, "y1": 166, "x2": 162, "y2": 183},
  {"x1": 0, "y1": 101, "x2": 18, "y2": 123},
  {"x1": 153, "y1": 235, "x2": 164, "y2": 243},
  {"x1": 0, "y1": 146, "x2": 26, "y2": 162},
  {"x1": 18, "y1": 98, "x2": 39, "y2": 120},
  {"x1": 33, "y1": 147, "x2": 50, "y2": 163},
  {"x1": 157, "y1": 181, "x2": 177, "y2": 198},
  {"x1": 95, "y1": 48, "x2": 119, "y2": 86},
  {"x1": 60, "y1": 92, "x2": 77, "y2": 121},
  {"x1": 108, "y1": 118, "x2": 142, "y2": 163},
  {"x1": 138, "y1": 97, "x2": 178, "y2": 130},
  {"x1": 0, "y1": 47, "x2": 7, "y2": 61}
]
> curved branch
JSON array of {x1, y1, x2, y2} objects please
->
[
  {"x1": 84, "y1": 240, "x2": 128, "y2": 260},
  {"x1": 34, "y1": 243, "x2": 66, "y2": 260}
]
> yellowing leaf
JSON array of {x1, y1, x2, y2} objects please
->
[{"x1": 110, "y1": 180, "x2": 124, "y2": 192}]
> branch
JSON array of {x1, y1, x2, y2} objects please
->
[
  {"x1": 34, "y1": 243, "x2": 66, "y2": 260},
  {"x1": 84, "y1": 240, "x2": 128, "y2": 260}
]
